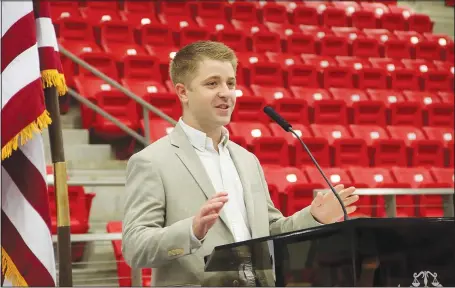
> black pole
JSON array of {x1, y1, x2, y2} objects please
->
[{"x1": 44, "y1": 86, "x2": 73, "y2": 286}]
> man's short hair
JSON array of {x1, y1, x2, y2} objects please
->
[{"x1": 169, "y1": 41, "x2": 238, "y2": 87}]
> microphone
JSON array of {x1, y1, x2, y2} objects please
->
[{"x1": 263, "y1": 106, "x2": 349, "y2": 221}]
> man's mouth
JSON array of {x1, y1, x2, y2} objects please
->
[{"x1": 216, "y1": 104, "x2": 229, "y2": 109}]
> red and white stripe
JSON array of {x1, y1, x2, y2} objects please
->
[{"x1": 1, "y1": 1, "x2": 56, "y2": 286}]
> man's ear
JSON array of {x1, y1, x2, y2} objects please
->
[{"x1": 175, "y1": 83, "x2": 188, "y2": 104}]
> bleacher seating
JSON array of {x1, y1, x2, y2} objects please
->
[{"x1": 53, "y1": 0, "x2": 453, "y2": 285}]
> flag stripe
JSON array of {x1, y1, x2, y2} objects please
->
[
  {"x1": 1, "y1": 43, "x2": 41, "y2": 109},
  {"x1": 1, "y1": 166, "x2": 56, "y2": 283},
  {"x1": 38, "y1": 47, "x2": 59, "y2": 71},
  {"x1": 1, "y1": 78, "x2": 45, "y2": 148},
  {"x1": 33, "y1": 0, "x2": 51, "y2": 19},
  {"x1": 1, "y1": 212, "x2": 55, "y2": 286},
  {"x1": 1, "y1": 11, "x2": 36, "y2": 72},
  {"x1": 0, "y1": 2, "x2": 33, "y2": 37},
  {"x1": 19, "y1": 131, "x2": 47, "y2": 182},
  {"x1": 2, "y1": 147, "x2": 51, "y2": 230},
  {"x1": 36, "y1": 18, "x2": 58, "y2": 51}
]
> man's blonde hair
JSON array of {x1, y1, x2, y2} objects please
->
[{"x1": 169, "y1": 41, "x2": 238, "y2": 87}]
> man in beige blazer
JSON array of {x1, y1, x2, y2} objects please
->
[{"x1": 122, "y1": 41, "x2": 359, "y2": 287}]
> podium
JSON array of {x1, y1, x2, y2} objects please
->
[{"x1": 205, "y1": 217, "x2": 455, "y2": 287}]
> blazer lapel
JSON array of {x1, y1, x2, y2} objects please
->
[
  {"x1": 228, "y1": 143, "x2": 258, "y2": 238},
  {"x1": 170, "y1": 124, "x2": 231, "y2": 233}
]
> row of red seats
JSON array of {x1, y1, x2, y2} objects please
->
[
  {"x1": 85, "y1": 82, "x2": 454, "y2": 135},
  {"x1": 106, "y1": 222, "x2": 151, "y2": 287},
  {"x1": 51, "y1": 0, "x2": 436, "y2": 36},
  {"x1": 56, "y1": 15, "x2": 453, "y2": 69},
  {"x1": 264, "y1": 165, "x2": 453, "y2": 217},
  {"x1": 142, "y1": 120, "x2": 453, "y2": 168}
]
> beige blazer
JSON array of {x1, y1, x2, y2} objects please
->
[{"x1": 122, "y1": 123, "x2": 321, "y2": 286}]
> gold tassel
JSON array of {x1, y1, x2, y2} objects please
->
[
  {"x1": 1, "y1": 247, "x2": 28, "y2": 286},
  {"x1": 41, "y1": 69, "x2": 68, "y2": 96},
  {"x1": 1, "y1": 110, "x2": 52, "y2": 161}
]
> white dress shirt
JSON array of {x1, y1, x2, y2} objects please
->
[{"x1": 178, "y1": 118, "x2": 252, "y2": 248}]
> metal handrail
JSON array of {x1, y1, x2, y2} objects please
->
[{"x1": 59, "y1": 45, "x2": 178, "y2": 144}]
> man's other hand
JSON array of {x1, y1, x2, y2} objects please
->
[
  {"x1": 310, "y1": 184, "x2": 359, "y2": 224},
  {"x1": 192, "y1": 192, "x2": 229, "y2": 240}
]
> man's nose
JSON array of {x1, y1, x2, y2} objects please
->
[{"x1": 218, "y1": 84, "x2": 234, "y2": 98}]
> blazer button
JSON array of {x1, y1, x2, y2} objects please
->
[{"x1": 233, "y1": 280, "x2": 239, "y2": 286}]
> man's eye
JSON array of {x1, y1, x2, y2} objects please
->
[{"x1": 206, "y1": 82, "x2": 217, "y2": 86}]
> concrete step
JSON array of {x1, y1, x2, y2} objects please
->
[
  {"x1": 60, "y1": 106, "x2": 83, "y2": 129},
  {"x1": 66, "y1": 160, "x2": 128, "y2": 171},
  {"x1": 45, "y1": 144, "x2": 113, "y2": 164},
  {"x1": 42, "y1": 129, "x2": 89, "y2": 146}
]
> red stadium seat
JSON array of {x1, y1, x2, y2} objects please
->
[
  {"x1": 49, "y1": 1, "x2": 80, "y2": 21},
  {"x1": 291, "y1": 6, "x2": 320, "y2": 26},
  {"x1": 157, "y1": 1, "x2": 194, "y2": 30},
  {"x1": 120, "y1": 1, "x2": 158, "y2": 27},
  {"x1": 356, "y1": 67, "x2": 388, "y2": 89},
  {"x1": 79, "y1": 2, "x2": 123, "y2": 26},
  {"x1": 351, "y1": 10, "x2": 377, "y2": 30},
  {"x1": 268, "y1": 123, "x2": 330, "y2": 167},
  {"x1": 415, "y1": 39, "x2": 443, "y2": 61},
  {"x1": 437, "y1": 91, "x2": 454, "y2": 104},
  {"x1": 366, "y1": 89, "x2": 422, "y2": 127},
  {"x1": 444, "y1": 41, "x2": 454, "y2": 62},
  {"x1": 429, "y1": 167, "x2": 454, "y2": 188},
  {"x1": 139, "y1": 23, "x2": 177, "y2": 60},
  {"x1": 422, "y1": 126, "x2": 454, "y2": 148},
  {"x1": 99, "y1": 21, "x2": 146, "y2": 61},
  {"x1": 265, "y1": 52, "x2": 303, "y2": 69},
  {"x1": 228, "y1": 122, "x2": 289, "y2": 166},
  {"x1": 178, "y1": 26, "x2": 211, "y2": 47},
  {"x1": 391, "y1": 167, "x2": 445, "y2": 217},
  {"x1": 310, "y1": 124, "x2": 368, "y2": 167},
  {"x1": 369, "y1": 57, "x2": 404, "y2": 74},
  {"x1": 401, "y1": 58, "x2": 436, "y2": 72},
  {"x1": 421, "y1": 70, "x2": 454, "y2": 92},
  {"x1": 347, "y1": 166, "x2": 410, "y2": 217},
  {"x1": 261, "y1": 3, "x2": 290, "y2": 34},
  {"x1": 329, "y1": 88, "x2": 386, "y2": 125},
  {"x1": 433, "y1": 60, "x2": 454, "y2": 75},
  {"x1": 322, "y1": 7, "x2": 349, "y2": 28},
  {"x1": 141, "y1": 92, "x2": 181, "y2": 121},
  {"x1": 387, "y1": 125, "x2": 444, "y2": 167},
  {"x1": 193, "y1": 1, "x2": 232, "y2": 33},
  {"x1": 251, "y1": 31, "x2": 282, "y2": 53},
  {"x1": 379, "y1": 9, "x2": 406, "y2": 32},
  {"x1": 407, "y1": 13, "x2": 433, "y2": 34},
  {"x1": 263, "y1": 166, "x2": 308, "y2": 193},
  {"x1": 336, "y1": 56, "x2": 372, "y2": 71},
  {"x1": 284, "y1": 34, "x2": 317, "y2": 55},
  {"x1": 383, "y1": 39, "x2": 412, "y2": 59},
  {"x1": 93, "y1": 91, "x2": 139, "y2": 139},
  {"x1": 214, "y1": 30, "x2": 249, "y2": 52},
  {"x1": 230, "y1": 2, "x2": 267, "y2": 35},
  {"x1": 389, "y1": 68, "x2": 420, "y2": 91},
  {"x1": 402, "y1": 91, "x2": 454, "y2": 127},
  {"x1": 320, "y1": 35, "x2": 349, "y2": 57},
  {"x1": 120, "y1": 55, "x2": 162, "y2": 82},
  {"x1": 230, "y1": 96, "x2": 266, "y2": 123},
  {"x1": 349, "y1": 124, "x2": 406, "y2": 167}
]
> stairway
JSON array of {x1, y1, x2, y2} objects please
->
[{"x1": 44, "y1": 106, "x2": 128, "y2": 286}]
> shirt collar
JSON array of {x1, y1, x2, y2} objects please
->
[{"x1": 178, "y1": 118, "x2": 229, "y2": 152}]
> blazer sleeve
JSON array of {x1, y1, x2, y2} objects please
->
[
  {"x1": 252, "y1": 155, "x2": 322, "y2": 236},
  {"x1": 122, "y1": 153, "x2": 196, "y2": 269}
]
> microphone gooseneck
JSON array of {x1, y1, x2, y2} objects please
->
[{"x1": 263, "y1": 106, "x2": 349, "y2": 221}]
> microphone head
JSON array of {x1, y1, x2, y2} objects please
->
[{"x1": 263, "y1": 106, "x2": 292, "y2": 132}]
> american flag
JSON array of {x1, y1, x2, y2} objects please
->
[{"x1": 1, "y1": 0, "x2": 66, "y2": 286}]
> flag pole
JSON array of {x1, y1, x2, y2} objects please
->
[{"x1": 44, "y1": 86, "x2": 73, "y2": 287}]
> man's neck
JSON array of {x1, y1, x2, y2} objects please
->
[{"x1": 181, "y1": 116, "x2": 223, "y2": 149}]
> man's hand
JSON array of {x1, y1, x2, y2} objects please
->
[
  {"x1": 192, "y1": 192, "x2": 229, "y2": 240},
  {"x1": 310, "y1": 184, "x2": 359, "y2": 224}
]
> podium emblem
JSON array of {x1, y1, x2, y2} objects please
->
[{"x1": 402, "y1": 271, "x2": 443, "y2": 287}]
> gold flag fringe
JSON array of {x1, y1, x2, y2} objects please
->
[
  {"x1": 1, "y1": 247, "x2": 28, "y2": 286},
  {"x1": 41, "y1": 69, "x2": 68, "y2": 96},
  {"x1": 1, "y1": 110, "x2": 52, "y2": 161}
]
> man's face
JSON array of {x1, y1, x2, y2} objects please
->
[{"x1": 180, "y1": 59, "x2": 236, "y2": 129}]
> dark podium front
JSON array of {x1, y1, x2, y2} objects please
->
[{"x1": 205, "y1": 218, "x2": 455, "y2": 287}]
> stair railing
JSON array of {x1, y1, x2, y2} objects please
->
[{"x1": 59, "y1": 45, "x2": 177, "y2": 146}]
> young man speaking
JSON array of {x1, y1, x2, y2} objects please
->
[{"x1": 122, "y1": 41, "x2": 359, "y2": 286}]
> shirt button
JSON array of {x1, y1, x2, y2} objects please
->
[{"x1": 233, "y1": 280, "x2": 239, "y2": 286}]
